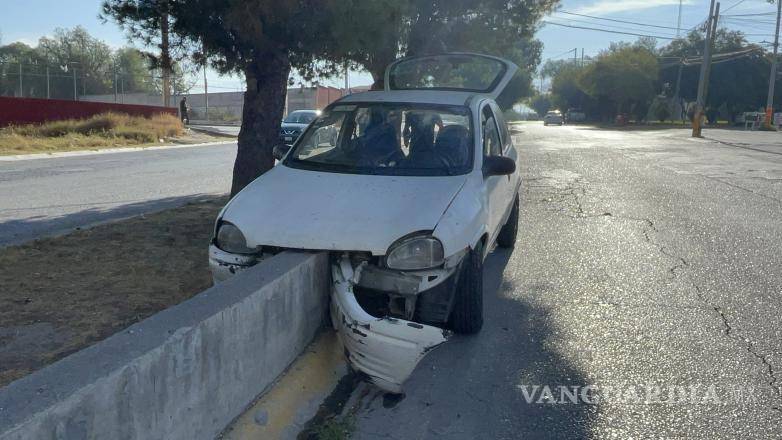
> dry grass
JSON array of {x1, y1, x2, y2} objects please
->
[
  {"x1": 0, "y1": 112, "x2": 185, "y2": 155},
  {"x1": 0, "y1": 197, "x2": 226, "y2": 387}
]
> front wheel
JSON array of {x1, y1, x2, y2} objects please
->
[
  {"x1": 497, "y1": 194, "x2": 519, "y2": 249},
  {"x1": 449, "y1": 242, "x2": 484, "y2": 334}
]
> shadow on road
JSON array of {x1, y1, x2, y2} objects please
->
[
  {"x1": 0, "y1": 193, "x2": 226, "y2": 246},
  {"x1": 353, "y1": 248, "x2": 596, "y2": 439}
]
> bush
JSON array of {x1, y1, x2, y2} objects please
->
[
  {"x1": 652, "y1": 101, "x2": 671, "y2": 123},
  {"x1": 0, "y1": 112, "x2": 185, "y2": 154}
]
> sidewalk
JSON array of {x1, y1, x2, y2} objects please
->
[{"x1": 701, "y1": 127, "x2": 782, "y2": 155}]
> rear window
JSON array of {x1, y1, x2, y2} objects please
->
[{"x1": 388, "y1": 54, "x2": 508, "y2": 93}]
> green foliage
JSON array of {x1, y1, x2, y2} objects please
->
[
  {"x1": 658, "y1": 28, "x2": 781, "y2": 115},
  {"x1": 326, "y1": 0, "x2": 557, "y2": 105},
  {"x1": 550, "y1": 63, "x2": 592, "y2": 113},
  {"x1": 38, "y1": 27, "x2": 115, "y2": 95},
  {"x1": 528, "y1": 93, "x2": 552, "y2": 116},
  {"x1": 579, "y1": 45, "x2": 659, "y2": 119},
  {"x1": 114, "y1": 48, "x2": 156, "y2": 93},
  {"x1": 0, "y1": 28, "x2": 154, "y2": 99},
  {"x1": 651, "y1": 99, "x2": 671, "y2": 122}
]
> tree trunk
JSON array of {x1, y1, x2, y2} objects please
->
[{"x1": 231, "y1": 53, "x2": 291, "y2": 196}]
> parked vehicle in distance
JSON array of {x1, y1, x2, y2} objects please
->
[
  {"x1": 544, "y1": 110, "x2": 563, "y2": 126},
  {"x1": 209, "y1": 53, "x2": 521, "y2": 393},
  {"x1": 566, "y1": 108, "x2": 586, "y2": 123},
  {"x1": 280, "y1": 110, "x2": 320, "y2": 145}
]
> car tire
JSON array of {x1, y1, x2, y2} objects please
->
[
  {"x1": 497, "y1": 194, "x2": 519, "y2": 249},
  {"x1": 449, "y1": 242, "x2": 484, "y2": 335}
]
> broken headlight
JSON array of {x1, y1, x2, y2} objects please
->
[
  {"x1": 386, "y1": 236, "x2": 444, "y2": 271},
  {"x1": 215, "y1": 222, "x2": 255, "y2": 255}
]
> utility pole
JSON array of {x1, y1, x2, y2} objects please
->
[
  {"x1": 203, "y1": 39, "x2": 209, "y2": 121},
  {"x1": 72, "y1": 64, "x2": 78, "y2": 101},
  {"x1": 114, "y1": 62, "x2": 118, "y2": 103},
  {"x1": 18, "y1": 63, "x2": 22, "y2": 97},
  {"x1": 344, "y1": 60, "x2": 350, "y2": 95},
  {"x1": 574, "y1": 48, "x2": 578, "y2": 65},
  {"x1": 161, "y1": 7, "x2": 172, "y2": 108},
  {"x1": 581, "y1": 48, "x2": 585, "y2": 66},
  {"x1": 677, "y1": 0, "x2": 683, "y2": 37},
  {"x1": 764, "y1": 0, "x2": 781, "y2": 129},
  {"x1": 693, "y1": 0, "x2": 718, "y2": 137},
  {"x1": 46, "y1": 65, "x2": 50, "y2": 99}
]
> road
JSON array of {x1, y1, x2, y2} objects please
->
[
  {"x1": 0, "y1": 142, "x2": 235, "y2": 246},
  {"x1": 348, "y1": 124, "x2": 782, "y2": 439}
]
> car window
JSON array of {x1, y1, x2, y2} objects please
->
[
  {"x1": 293, "y1": 112, "x2": 346, "y2": 159},
  {"x1": 490, "y1": 102, "x2": 510, "y2": 149},
  {"x1": 482, "y1": 106, "x2": 502, "y2": 157},
  {"x1": 284, "y1": 112, "x2": 317, "y2": 124},
  {"x1": 286, "y1": 103, "x2": 473, "y2": 176}
]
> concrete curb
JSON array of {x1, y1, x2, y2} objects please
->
[
  {"x1": 0, "y1": 251, "x2": 330, "y2": 440},
  {"x1": 0, "y1": 140, "x2": 235, "y2": 162}
]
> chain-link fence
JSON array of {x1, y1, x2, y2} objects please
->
[
  {"x1": 0, "y1": 61, "x2": 185, "y2": 103},
  {"x1": 0, "y1": 61, "x2": 247, "y2": 123}
]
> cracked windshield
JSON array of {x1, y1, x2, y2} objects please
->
[{"x1": 288, "y1": 104, "x2": 472, "y2": 175}]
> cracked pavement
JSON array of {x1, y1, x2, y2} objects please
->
[{"x1": 347, "y1": 123, "x2": 782, "y2": 439}]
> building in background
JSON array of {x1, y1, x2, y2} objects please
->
[{"x1": 78, "y1": 85, "x2": 348, "y2": 123}]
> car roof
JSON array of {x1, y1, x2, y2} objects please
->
[{"x1": 336, "y1": 90, "x2": 476, "y2": 107}]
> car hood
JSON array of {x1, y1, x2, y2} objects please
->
[
  {"x1": 280, "y1": 122, "x2": 308, "y2": 131},
  {"x1": 221, "y1": 165, "x2": 468, "y2": 255}
]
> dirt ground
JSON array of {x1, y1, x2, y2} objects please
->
[{"x1": 0, "y1": 196, "x2": 227, "y2": 387}]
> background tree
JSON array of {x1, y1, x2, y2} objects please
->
[
  {"x1": 0, "y1": 42, "x2": 49, "y2": 97},
  {"x1": 114, "y1": 47, "x2": 156, "y2": 93},
  {"x1": 103, "y1": 0, "x2": 341, "y2": 195},
  {"x1": 579, "y1": 44, "x2": 658, "y2": 121},
  {"x1": 659, "y1": 28, "x2": 778, "y2": 119},
  {"x1": 38, "y1": 27, "x2": 114, "y2": 95},
  {"x1": 528, "y1": 93, "x2": 552, "y2": 116},
  {"x1": 328, "y1": 0, "x2": 557, "y2": 107},
  {"x1": 550, "y1": 63, "x2": 594, "y2": 113}
]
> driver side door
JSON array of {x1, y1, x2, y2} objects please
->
[{"x1": 481, "y1": 102, "x2": 512, "y2": 245}]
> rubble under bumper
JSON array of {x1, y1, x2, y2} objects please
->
[{"x1": 330, "y1": 256, "x2": 451, "y2": 393}]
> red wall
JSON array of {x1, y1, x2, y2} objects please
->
[{"x1": 0, "y1": 97, "x2": 177, "y2": 126}]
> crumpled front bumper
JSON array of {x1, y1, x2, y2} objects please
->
[
  {"x1": 208, "y1": 244, "x2": 258, "y2": 283},
  {"x1": 330, "y1": 256, "x2": 450, "y2": 393}
]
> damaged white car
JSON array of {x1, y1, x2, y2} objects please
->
[{"x1": 209, "y1": 53, "x2": 522, "y2": 393}]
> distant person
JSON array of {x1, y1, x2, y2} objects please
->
[{"x1": 179, "y1": 97, "x2": 189, "y2": 124}]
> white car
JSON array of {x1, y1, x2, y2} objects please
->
[
  {"x1": 543, "y1": 111, "x2": 563, "y2": 126},
  {"x1": 209, "y1": 53, "x2": 522, "y2": 393}
]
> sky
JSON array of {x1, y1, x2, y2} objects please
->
[{"x1": 0, "y1": 0, "x2": 779, "y2": 93}]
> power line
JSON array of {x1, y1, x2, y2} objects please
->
[
  {"x1": 723, "y1": 12, "x2": 777, "y2": 17},
  {"x1": 549, "y1": 15, "x2": 679, "y2": 37},
  {"x1": 722, "y1": 0, "x2": 747, "y2": 13},
  {"x1": 541, "y1": 21, "x2": 676, "y2": 40},
  {"x1": 555, "y1": 10, "x2": 683, "y2": 30}
]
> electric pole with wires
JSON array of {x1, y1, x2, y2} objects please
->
[
  {"x1": 764, "y1": 0, "x2": 781, "y2": 129},
  {"x1": 693, "y1": 0, "x2": 719, "y2": 137}
]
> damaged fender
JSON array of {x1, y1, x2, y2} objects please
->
[{"x1": 330, "y1": 256, "x2": 450, "y2": 393}]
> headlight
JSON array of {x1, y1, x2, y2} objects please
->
[
  {"x1": 215, "y1": 222, "x2": 255, "y2": 254},
  {"x1": 386, "y1": 236, "x2": 444, "y2": 271}
]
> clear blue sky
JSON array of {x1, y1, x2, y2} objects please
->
[{"x1": 1, "y1": 0, "x2": 778, "y2": 91}]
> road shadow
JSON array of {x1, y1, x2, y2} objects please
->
[
  {"x1": 352, "y1": 248, "x2": 596, "y2": 439},
  {"x1": 0, "y1": 193, "x2": 227, "y2": 247}
]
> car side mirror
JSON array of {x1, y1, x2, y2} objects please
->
[
  {"x1": 482, "y1": 156, "x2": 516, "y2": 178},
  {"x1": 273, "y1": 144, "x2": 291, "y2": 161}
]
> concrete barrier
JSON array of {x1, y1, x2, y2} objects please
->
[{"x1": 0, "y1": 251, "x2": 329, "y2": 440}]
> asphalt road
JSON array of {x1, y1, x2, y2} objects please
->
[
  {"x1": 0, "y1": 142, "x2": 236, "y2": 246},
  {"x1": 349, "y1": 123, "x2": 782, "y2": 439}
]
